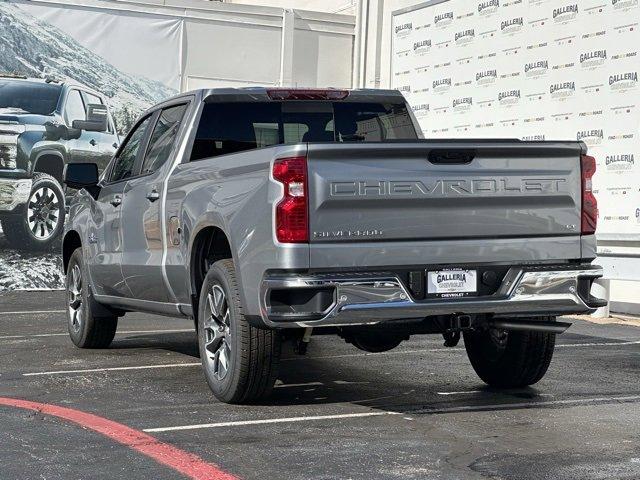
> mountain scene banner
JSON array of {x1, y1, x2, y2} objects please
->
[
  {"x1": 392, "y1": 0, "x2": 640, "y2": 241},
  {"x1": 0, "y1": 0, "x2": 181, "y2": 134},
  {"x1": 0, "y1": 0, "x2": 181, "y2": 291}
]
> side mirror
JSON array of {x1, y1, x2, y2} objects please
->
[
  {"x1": 72, "y1": 104, "x2": 108, "y2": 132},
  {"x1": 64, "y1": 163, "x2": 99, "y2": 190}
]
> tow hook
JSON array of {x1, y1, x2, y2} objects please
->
[{"x1": 442, "y1": 314, "x2": 473, "y2": 348}]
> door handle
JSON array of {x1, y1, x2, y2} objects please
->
[
  {"x1": 146, "y1": 189, "x2": 160, "y2": 202},
  {"x1": 112, "y1": 142, "x2": 119, "y2": 149},
  {"x1": 89, "y1": 139, "x2": 97, "y2": 146},
  {"x1": 110, "y1": 195, "x2": 122, "y2": 207}
]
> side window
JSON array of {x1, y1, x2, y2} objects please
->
[
  {"x1": 110, "y1": 116, "x2": 151, "y2": 183},
  {"x1": 64, "y1": 90, "x2": 86, "y2": 125},
  {"x1": 141, "y1": 104, "x2": 187, "y2": 175}
]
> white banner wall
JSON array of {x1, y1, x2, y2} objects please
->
[
  {"x1": 14, "y1": 2, "x2": 183, "y2": 91},
  {"x1": 2, "y1": 1, "x2": 182, "y2": 133},
  {"x1": 391, "y1": 0, "x2": 640, "y2": 241},
  {"x1": 1, "y1": 0, "x2": 356, "y2": 134}
]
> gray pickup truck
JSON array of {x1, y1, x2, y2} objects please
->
[
  {"x1": 62, "y1": 87, "x2": 606, "y2": 404},
  {"x1": 0, "y1": 76, "x2": 118, "y2": 250}
]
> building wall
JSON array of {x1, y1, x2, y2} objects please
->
[
  {"x1": 354, "y1": 0, "x2": 415, "y2": 89},
  {"x1": 182, "y1": 2, "x2": 355, "y2": 90},
  {"x1": 20, "y1": 0, "x2": 355, "y2": 91},
  {"x1": 224, "y1": 0, "x2": 356, "y2": 14}
]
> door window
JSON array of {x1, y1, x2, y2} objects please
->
[
  {"x1": 141, "y1": 104, "x2": 188, "y2": 175},
  {"x1": 64, "y1": 90, "x2": 86, "y2": 124},
  {"x1": 109, "y1": 116, "x2": 151, "y2": 182}
]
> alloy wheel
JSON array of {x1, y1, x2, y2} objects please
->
[
  {"x1": 68, "y1": 264, "x2": 83, "y2": 334},
  {"x1": 203, "y1": 284, "x2": 232, "y2": 381},
  {"x1": 27, "y1": 186, "x2": 60, "y2": 240}
]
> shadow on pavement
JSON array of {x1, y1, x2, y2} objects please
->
[{"x1": 99, "y1": 328, "x2": 640, "y2": 414}]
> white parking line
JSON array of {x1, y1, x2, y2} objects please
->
[
  {"x1": 411, "y1": 394, "x2": 640, "y2": 415},
  {"x1": 556, "y1": 341, "x2": 640, "y2": 348},
  {"x1": 17, "y1": 339, "x2": 640, "y2": 377},
  {"x1": 23, "y1": 362, "x2": 201, "y2": 376},
  {"x1": 437, "y1": 390, "x2": 483, "y2": 396},
  {"x1": 283, "y1": 340, "x2": 640, "y2": 362},
  {"x1": 436, "y1": 390, "x2": 554, "y2": 397},
  {"x1": 274, "y1": 381, "x2": 324, "y2": 388},
  {"x1": 143, "y1": 411, "x2": 402, "y2": 433},
  {"x1": 0, "y1": 310, "x2": 66, "y2": 316},
  {"x1": 282, "y1": 347, "x2": 463, "y2": 362},
  {"x1": 0, "y1": 328, "x2": 194, "y2": 340},
  {"x1": 143, "y1": 394, "x2": 640, "y2": 433},
  {"x1": 0, "y1": 333, "x2": 68, "y2": 340}
]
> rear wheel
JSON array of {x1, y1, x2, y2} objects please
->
[
  {"x1": 66, "y1": 248, "x2": 118, "y2": 348},
  {"x1": 1, "y1": 173, "x2": 65, "y2": 251},
  {"x1": 198, "y1": 259, "x2": 281, "y2": 404},
  {"x1": 463, "y1": 317, "x2": 556, "y2": 388}
]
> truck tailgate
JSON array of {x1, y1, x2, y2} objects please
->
[{"x1": 307, "y1": 141, "x2": 583, "y2": 247}]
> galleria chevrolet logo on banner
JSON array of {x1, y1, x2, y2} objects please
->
[{"x1": 392, "y1": 0, "x2": 640, "y2": 240}]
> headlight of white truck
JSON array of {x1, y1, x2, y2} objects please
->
[
  {"x1": 0, "y1": 123, "x2": 25, "y2": 170},
  {"x1": 0, "y1": 142, "x2": 17, "y2": 169}
]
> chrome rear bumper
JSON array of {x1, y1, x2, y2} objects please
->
[{"x1": 259, "y1": 266, "x2": 605, "y2": 328}]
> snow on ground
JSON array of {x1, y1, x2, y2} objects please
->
[{"x1": 0, "y1": 233, "x2": 63, "y2": 292}]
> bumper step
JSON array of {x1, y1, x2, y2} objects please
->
[{"x1": 260, "y1": 266, "x2": 605, "y2": 328}]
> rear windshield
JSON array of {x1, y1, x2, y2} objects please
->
[
  {"x1": 0, "y1": 80, "x2": 62, "y2": 115},
  {"x1": 190, "y1": 101, "x2": 418, "y2": 161}
]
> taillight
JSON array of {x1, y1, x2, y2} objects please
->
[
  {"x1": 581, "y1": 154, "x2": 598, "y2": 235},
  {"x1": 273, "y1": 156, "x2": 308, "y2": 243},
  {"x1": 266, "y1": 89, "x2": 349, "y2": 101}
]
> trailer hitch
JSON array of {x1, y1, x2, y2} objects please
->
[{"x1": 442, "y1": 314, "x2": 474, "y2": 347}]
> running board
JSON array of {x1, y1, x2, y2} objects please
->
[{"x1": 489, "y1": 320, "x2": 571, "y2": 334}]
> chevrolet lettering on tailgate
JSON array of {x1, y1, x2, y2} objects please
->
[{"x1": 329, "y1": 178, "x2": 567, "y2": 197}]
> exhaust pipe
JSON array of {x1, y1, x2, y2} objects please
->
[{"x1": 490, "y1": 319, "x2": 571, "y2": 334}]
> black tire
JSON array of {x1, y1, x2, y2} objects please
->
[
  {"x1": 1, "y1": 173, "x2": 65, "y2": 252},
  {"x1": 463, "y1": 318, "x2": 556, "y2": 388},
  {"x1": 198, "y1": 259, "x2": 281, "y2": 404},
  {"x1": 66, "y1": 248, "x2": 118, "y2": 349}
]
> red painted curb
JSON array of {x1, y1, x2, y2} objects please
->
[{"x1": 0, "y1": 397, "x2": 239, "y2": 480}]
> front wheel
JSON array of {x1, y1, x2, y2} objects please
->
[
  {"x1": 1, "y1": 173, "x2": 65, "y2": 251},
  {"x1": 66, "y1": 248, "x2": 118, "y2": 348},
  {"x1": 463, "y1": 317, "x2": 556, "y2": 388},
  {"x1": 198, "y1": 259, "x2": 281, "y2": 404}
]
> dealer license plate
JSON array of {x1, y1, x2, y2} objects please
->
[{"x1": 427, "y1": 269, "x2": 477, "y2": 298}]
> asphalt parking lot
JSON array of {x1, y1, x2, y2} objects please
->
[{"x1": 2, "y1": 290, "x2": 640, "y2": 480}]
